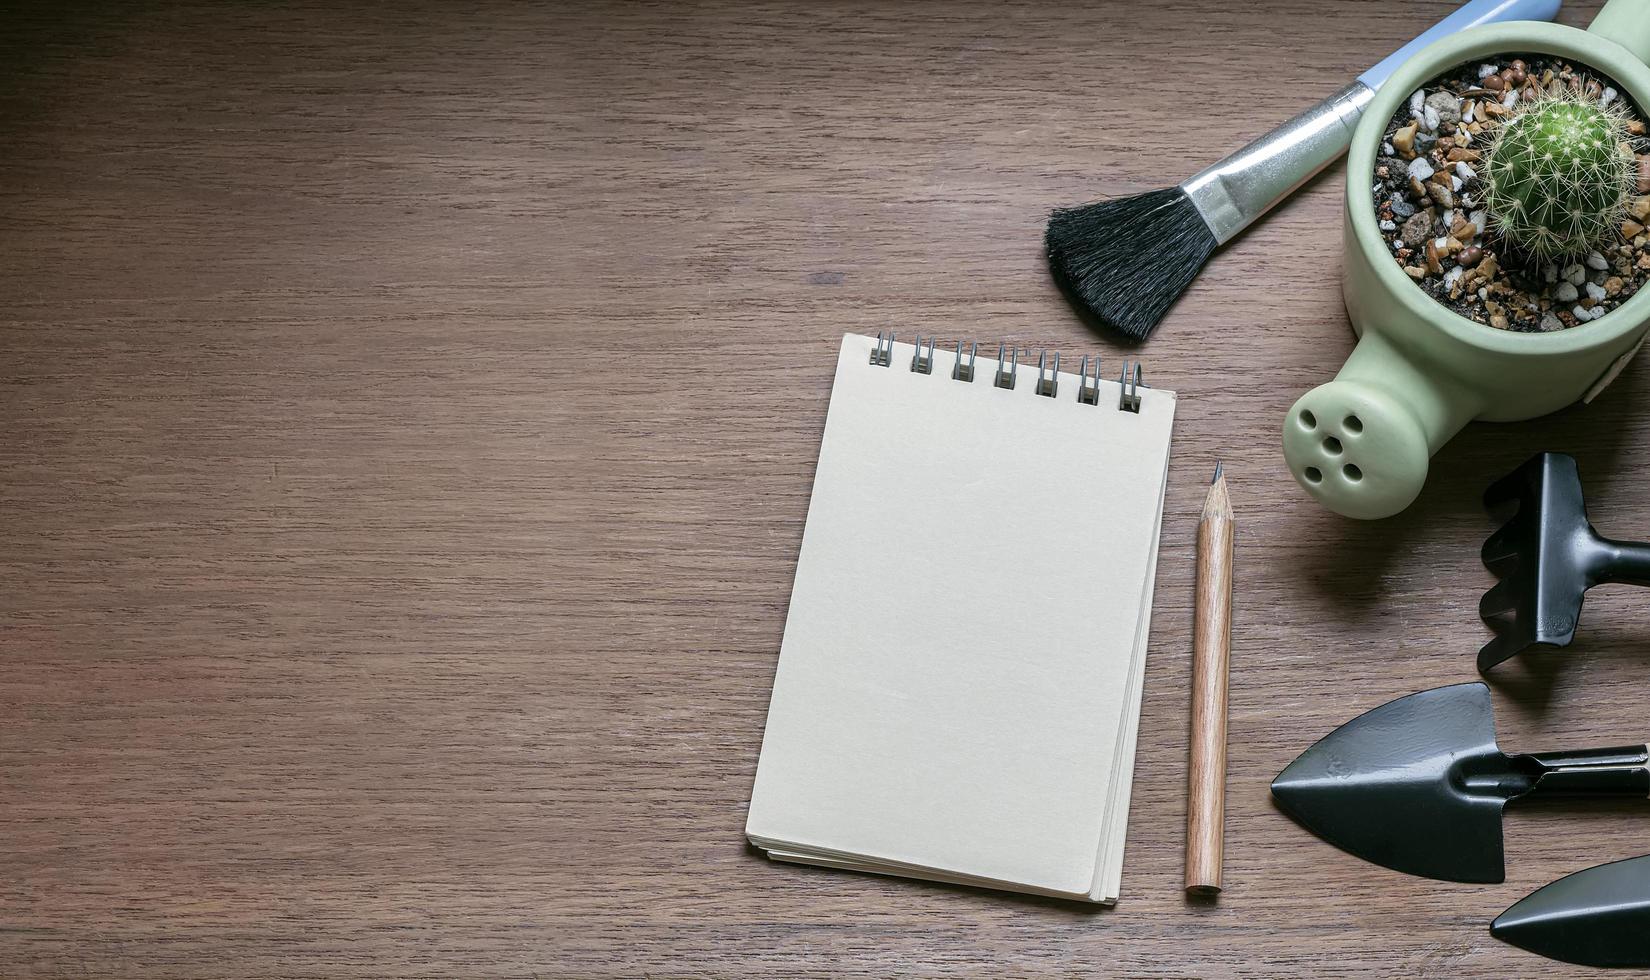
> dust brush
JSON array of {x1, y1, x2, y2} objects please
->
[{"x1": 1044, "y1": 0, "x2": 1562, "y2": 342}]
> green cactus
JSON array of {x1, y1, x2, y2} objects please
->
[{"x1": 1481, "y1": 92, "x2": 1635, "y2": 258}]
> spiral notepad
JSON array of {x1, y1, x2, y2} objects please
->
[{"x1": 746, "y1": 332, "x2": 1176, "y2": 904}]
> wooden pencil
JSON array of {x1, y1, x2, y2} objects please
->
[{"x1": 1186, "y1": 462, "x2": 1234, "y2": 895}]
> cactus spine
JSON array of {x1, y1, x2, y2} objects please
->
[{"x1": 1481, "y1": 91, "x2": 1635, "y2": 258}]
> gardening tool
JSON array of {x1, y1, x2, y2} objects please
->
[
  {"x1": 1492, "y1": 854, "x2": 1650, "y2": 967},
  {"x1": 1284, "y1": 0, "x2": 1650, "y2": 519},
  {"x1": 1271, "y1": 682, "x2": 1650, "y2": 883},
  {"x1": 1043, "y1": 0, "x2": 1563, "y2": 342},
  {"x1": 1479, "y1": 451, "x2": 1650, "y2": 671}
]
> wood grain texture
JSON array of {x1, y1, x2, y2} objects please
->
[
  {"x1": 3, "y1": 0, "x2": 1648, "y2": 976},
  {"x1": 1186, "y1": 474, "x2": 1233, "y2": 896}
]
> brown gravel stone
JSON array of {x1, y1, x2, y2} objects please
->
[
  {"x1": 1400, "y1": 211, "x2": 1433, "y2": 247},
  {"x1": 1393, "y1": 122, "x2": 1418, "y2": 158}
]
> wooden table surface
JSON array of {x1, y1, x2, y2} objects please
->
[{"x1": 5, "y1": 1, "x2": 1650, "y2": 976}]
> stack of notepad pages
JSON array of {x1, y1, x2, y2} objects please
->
[{"x1": 746, "y1": 333, "x2": 1175, "y2": 903}]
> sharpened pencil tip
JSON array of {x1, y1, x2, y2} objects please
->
[{"x1": 1212, "y1": 461, "x2": 1223, "y2": 484}]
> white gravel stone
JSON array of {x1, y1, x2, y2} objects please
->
[
  {"x1": 1540, "y1": 312, "x2": 1564, "y2": 331},
  {"x1": 1603, "y1": 86, "x2": 1619, "y2": 107},
  {"x1": 1587, "y1": 281, "x2": 1608, "y2": 301},
  {"x1": 1382, "y1": 141, "x2": 1395, "y2": 154},
  {"x1": 1423, "y1": 106, "x2": 1440, "y2": 131},
  {"x1": 1555, "y1": 281, "x2": 1579, "y2": 302},
  {"x1": 1456, "y1": 162, "x2": 1476, "y2": 181},
  {"x1": 1503, "y1": 89, "x2": 1519, "y2": 108},
  {"x1": 1452, "y1": 176, "x2": 1463, "y2": 192},
  {"x1": 1444, "y1": 266, "x2": 1464, "y2": 291},
  {"x1": 1565, "y1": 263, "x2": 1587, "y2": 285},
  {"x1": 1408, "y1": 157, "x2": 1435, "y2": 182},
  {"x1": 1410, "y1": 89, "x2": 1426, "y2": 114},
  {"x1": 1380, "y1": 219, "x2": 1397, "y2": 232},
  {"x1": 1574, "y1": 304, "x2": 1597, "y2": 321},
  {"x1": 1587, "y1": 250, "x2": 1610, "y2": 270},
  {"x1": 1478, "y1": 64, "x2": 1498, "y2": 79}
]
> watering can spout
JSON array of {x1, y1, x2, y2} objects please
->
[
  {"x1": 1282, "y1": 330, "x2": 1481, "y2": 520},
  {"x1": 1590, "y1": 0, "x2": 1650, "y2": 68}
]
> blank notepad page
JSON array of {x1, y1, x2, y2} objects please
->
[{"x1": 746, "y1": 333, "x2": 1175, "y2": 904}]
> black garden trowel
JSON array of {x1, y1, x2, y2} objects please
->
[
  {"x1": 1492, "y1": 854, "x2": 1650, "y2": 968},
  {"x1": 1272, "y1": 683, "x2": 1649, "y2": 883},
  {"x1": 1479, "y1": 452, "x2": 1650, "y2": 672}
]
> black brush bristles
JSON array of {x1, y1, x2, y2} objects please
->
[{"x1": 1045, "y1": 186, "x2": 1219, "y2": 342}]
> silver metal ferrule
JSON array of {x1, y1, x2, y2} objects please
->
[{"x1": 1180, "y1": 80, "x2": 1375, "y2": 245}]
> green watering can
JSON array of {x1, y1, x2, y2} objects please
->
[{"x1": 1285, "y1": 0, "x2": 1650, "y2": 520}]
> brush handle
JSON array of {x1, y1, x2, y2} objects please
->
[
  {"x1": 1359, "y1": 0, "x2": 1564, "y2": 90},
  {"x1": 1182, "y1": 0, "x2": 1562, "y2": 245},
  {"x1": 1181, "y1": 82, "x2": 1373, "y2": 245}
]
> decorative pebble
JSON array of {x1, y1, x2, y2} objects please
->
[
  {"x1": 1458, "y1": 245, "x2": 1483, "y2": 267},
  {"x1": 1410, "y1": 89, "x2": 1426, "y2": 114},
  {"x1": 1543, "y1": 263, "x2": 1559, "y2": 283},
  {"x1": 1400, "y1": 211, "x2": 1433, "y2": 247},
  {"x1": 1379, "y1": 219, "x2": 1397, "y2": 232},
  {"x1": 1573, "y1": 304, "x2": 1597, "y2": 321},
  {"x1": 1391, "y1": 196, "x2": 1416, "y2": 219},
  {"x1": 1423, "y1": 106, "x2": 1441, "y2": 132},
  {"x1": 1586, "y1": 250, "x2": 1610, "y2": 271},
  {"x1": 1407, "y1": 157, "x2": 1435, "y2": 182},
  {"x1": 1392, "y1": 123, "x2": 1418, "y2": 158},
  {"x1": 1554, "y1": 281, "x2": 1579, "y2": 302},
  {"x1": 1586, "y1": 281, "x2": 1608, "y2": 302},
  {"x1": 1564, "y1": 263, "x2": 1587, "y2": 286},
  {"x1": 1540, "y1": 312, "x2": 1564, "y2": 331},
  {"x1": 1477, "y1": 64, "x2": 1498, "y2": 79},
  {"x1": 1603, "y1": 86, "x2": 1619, "y2": 107},
  {"x1": 1425, "y1": 92, "x2": 1462, "y2": 128},
  {"x1": 1455, "y1": 162, "x2": 1476, "y2": 181}
]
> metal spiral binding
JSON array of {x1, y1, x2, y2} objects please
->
[
  {"x1": 870, "y1": 332, "x2": 1145, "y2": 412},
  {"x1": 1036, "y1": 350, "x2": 1059, "y2": 398},
  {"x1": 1077, "y1": 355, "x2": 1101, "y2": 405},
  {"x1": 1119, "y1": 361, "x2": 1143, "y2": 413},
  {"x1": 910, "y1": 335, "x2": 935, "y2": 375},
  {"x1": 994, "y1": 343, "x2": 1018, "y2": 390},
  {"x1": 870, "y1": 331, "x2": 894, "y2": 367},
  {"x1": 952, "y1": 340, "x2": 977, "y2": 382}
]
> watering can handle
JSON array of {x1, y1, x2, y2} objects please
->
[{"x1": 1592, "y1": 0, "x2": 1650, "y2": 67}]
